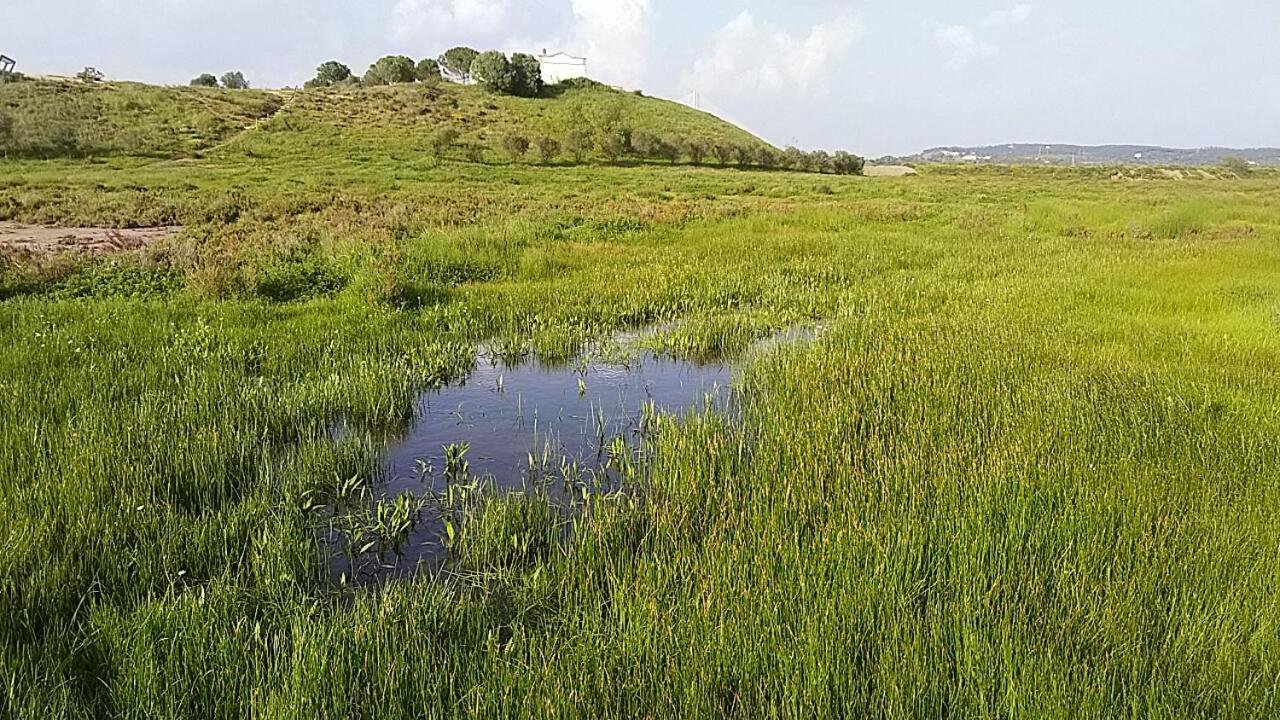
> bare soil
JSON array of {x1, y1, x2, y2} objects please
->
[
  {"x1": 865, "y1": 165, "x2": 919, "y2": 178},
  {"x1": 0, "y1": 223, "x2": 180, "y2": 255}
]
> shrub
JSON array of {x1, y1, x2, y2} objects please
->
[
  {"x1": 221, "y1": 71, "x2": 249, "y2": 89},
  {"x1": 365, "y1": 56, "x2": 415, "y2": 85},
  {"x1": 510, "y1": 53, "x2": 544, "y2": 97},
  {"x1": 429, "y1": 127, "x2": 459, "y2": 158},
  {"x1": 629, "y1": 131, "x2": 660, "y2": 159},
  {"x1": 472, "y1": 51, "x2": 515, "y2": 93},
  {"x1": 733, "y1": 145, "x2": 754, "y2": 168},
  {"x1": 599, "y1": 130, "x2": 629, "y2": 163},
  {"x1": 462, "y1": 144, "x2": 485, "y2": 163},
  {"x1": 712, "y1": 143, "x2": 735, "y2": 166},
  {"x1": 439, "y1": 47, "x2": 479, "y2": 83},
  {"x1": 564, "y1": 130, "x2": 593, "y2": 162},
  {"x1": 189, "y1": 73, "x2": 219, "y2": 88},
  {"x1": 0, "y1": 113, "x2": 13, "y2": 152},
  {"x1": 1220, "y1": 156, "x2": 1252, "y2": 177},
  {"x1": 655, "y1": 137, "x2": 680, "y2": 163},
  {"x1": 682, "y1": 138, "x2": 708, "y2": 165},
  {"x1": 309, "y1": 61, "x2": 352, "y2": 88},
  {"x1": 534, "y1": 136, "x2": 560, "y2": 164},
  {"x1": 756, "y1": 147, "x2": 780, "y2": 169},
  {"x1": 254, "y1": 255, "x2": 348, "y2": 302},
  {"x1": 414, "y1": 58, "x2": 441, "y2": 83},
  {"x1": 77, "y1": 67, "x2": 104, "y2": 83},
  {"x1": 832, "y1": 150, "x2": 865, "y2": 176},
  {"x1": 782, "y1": 146, "x2": 805, "y2": 170},
  {"x1": 501, "y1": 133, "x2": 530, "y2": 161},
  {"x1": 808, "y1": 150, "x2": 832, "y2": 174}
]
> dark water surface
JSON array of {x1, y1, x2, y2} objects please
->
[{"x1": 328, "y1": 348, "x2": 734, "y2": 583}]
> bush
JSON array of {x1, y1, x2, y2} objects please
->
[
  {"x1": 629, "y1": 131, "x2": 660, "y2": 159},
  {"x1": 254, "y1": 255, "x2": 348, "y2": 302},
  {"x1": 77, "y1": 67, "x2": 104, "y2": 83},
  {"x1": 808, "y1": 150, "x2": 832, "y2": 174},
  {"x1": 0, "y1": 113, "x2": 13, "y2": 151},
  {"x1": 832, "y1": 150, "x2": 865, "y2": 176},
  {"x1": 599, "y1": 130, "x2": 629, "y2": 163},
  {"x1": 189, "y1": 73, "x2": 219, "y2": 88},
  {"x1": 733, "y1": 145, "x2": 754, "y2": 168},
  {"x1": 564, "y1": 130, "x2": 592, "y2": 163},
  {"x1": 534, "y1": 136, "x2": 560, "y2": 164},
  {"x1": 756, "y1": 147, "x2": 780, "y2": 169},
  {"x1": 712, "y1": 143, "x2": 735, "y2": 166},
  {"x1": 682, "y1": 139, "x2": 708, "y2": 165},
  {"x1": 462, "y1": 144, "x2": 485, "y2": 163},
  {"x1": 472, "y1": 51, "x2": 515, "y2": 93},
  {"x1": 501, "y1": 133, "x2": 530, "y2": 161},
  {"x1": 782, "y1": 146, "x2": 805, "y2": 170},
  {"x1": 655, "y1": 137, "x2": 680, "y2": 163},
  {"x1": 415, "y1": 58, "x2": 441, "y2": 83},
  {"x1": 428, "y1": 127, "x2": 459, "y2": 158},
  {"x1": 510, "y1": 53, "x2": 544, "y2": 97},
  {"x1": 365, "y1": 56, "x2": 415, "y2": 86},
  {"x1": 308, "y1": 61, "x2": 352, "y2": 88},
  {"x1": 1220, "y1": 156, "x2": 1252, "y2": 177}
]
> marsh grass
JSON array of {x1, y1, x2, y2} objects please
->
[{"x1": 3, "y1": 154, "x2": 1280, "y2": 717}]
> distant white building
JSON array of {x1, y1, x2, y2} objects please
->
[{"x1": 536, "y1": 50, "x2": 587, "y2": 84}]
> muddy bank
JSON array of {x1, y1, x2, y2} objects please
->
[{"x1": 0, "y1": 223, "x2": 180, "y2": 255}]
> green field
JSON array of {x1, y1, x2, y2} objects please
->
[{"x1": 3, "y1": 80, "x2": 1280, "y2": 718}]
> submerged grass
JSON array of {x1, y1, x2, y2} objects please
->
[{"x1": 2, "y1": 153, "x2": 1280, "y2": 718}]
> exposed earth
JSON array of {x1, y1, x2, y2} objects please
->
[{"x1": 0, "y1": 222, "x2": 180, "y2": 255}]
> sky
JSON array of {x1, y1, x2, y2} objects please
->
[{"x1": 3, "y1": 0, "x2": 1279, "y2": 156}]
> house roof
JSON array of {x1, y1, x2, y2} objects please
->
[{"x1": 537, "y1": 51, "x2": 586, "y2": 62}]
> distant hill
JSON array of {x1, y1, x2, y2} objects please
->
[
  {"x1": 888, "y1": 144, "x2": 1280, "y2": 167},
  {"x1": 0, "y1": 78, "x2": 770, "y2": 161}
]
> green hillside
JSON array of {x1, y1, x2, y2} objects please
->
[
  {"x1": 0, "y1": 79, "x2": 770, "y2": 162},
  {"x1": 0, "y1": 79, "x2": 285, "y2": 158}
]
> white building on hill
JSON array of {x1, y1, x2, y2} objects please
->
[{"x1": 536, "y1": 50, "x2": 587, "y2": 84}]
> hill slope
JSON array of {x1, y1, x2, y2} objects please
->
[
  {"x1": 0, "y1": 79, "x2": 285, "y2": 158},
  {"x1": 0, "y1": 79, "x2": 770, "y2": 162}
]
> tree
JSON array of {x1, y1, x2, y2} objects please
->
[
  {"x1": 1220, "y1": 156, "x2": 1252, "y2": 177},
  {"x1": 756, "y1": 147, "x2": 781, "y2": 169},
  {"x1": 472, "y1": 51, "x2": 515, "y2": 93},
  {"x1": 534, "y1": 135, "x2": 560, "y2": 164},
  {"x1": 221, "y1": 71, "x2": 249, "y2": 89},
  {"x1": 510, "y1": 53, "x2": 544, "y2": 97},
  {"x1": 682, "y1": 138, "x2": 708, "y2": 165},
  {"x1": 782, "y1": 146, "x2": 805, "y2": 170},
  {"x1": 599, "y1": 129, "x2": 629, "y2": 163},
  {"x1": 308, "y1": 61, "x2": 352, "y2": 88},
  {"x1": 429, "y1": 127, "x2": 459, "y2": 159},
  {"x1": 190, "y1": 73, "x2": 219, "y2": 88},
  {"x1": 832, "y1": 151, "x2": 865, "y2": 176},
  {"x1": 439, "y1": 47, "x2": 479, "y2": 83},
  {"x1": 415, "y1": 58, "x2": 441, "y2": 83},
  {"x1": 629, "y1": 131, "x2": 660, "y2": 159},
  {"x1": 655, "y1": 137, "x2": 680, "y2": 164},
  {"x1": 733, "y1": 144, "x2": 754, "y2": 168},
  {"x1": 77, "y1": 67, "x2": 105, "y2": 83},
  {"x1": 501, "y1": 132, "x2": 530, "y2": 161},
  {"x1": 809, "y1": 150, "x2": 833, "y2": 174},
  {"x1": 712, "y1": 143, "x2": 735, "y2": 166},
  {"x1": 564, "y1": 129, "x2": 593, "y2": 163},
  {"x1": 365, "y1": 56, "x2": 416, "y2": 85}
]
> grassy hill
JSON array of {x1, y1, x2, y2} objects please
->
[
  {"x1": 0, "y1": 79, "x2": 285, "y2": 158},
  {"x1": 0, "y1": 79, "x2": 770, "y2": 162}
]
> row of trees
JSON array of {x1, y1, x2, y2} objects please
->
[
  {"x1": 190, "y1": 71, "x2": 250, "y2": 89},
  {"x1": 303, "y1": 47, "x2": 543, "y2": 97},
  {"x1": 425, "y1": 125, "x2": 864, "y2": 175}
]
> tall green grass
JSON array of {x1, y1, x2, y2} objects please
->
[{"x1": 2, "y1": 161, "x2": 1280, "y2": 717}]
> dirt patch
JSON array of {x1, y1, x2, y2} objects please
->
[
  {"x1": 864, "y1": 165, "x2": 918, "y2": 178},
  {"x1": 0, "y1": 223, "x2": 180, "y2": 255}
]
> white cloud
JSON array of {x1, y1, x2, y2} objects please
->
[
  {"x1": 983, "y1": 3, "x2": 1033, "y2": 29},
  {"x1": 563, "y1": 0, "x2": 653, "y2": 88},
  {"x1": 936, "y1": 25, "x2": 995, "y2": 69},
  {"x1": 391, "y1": 0, "x2": 512, "y2": 40},
  {"x1": 682, "y1": 11, "x2": 863, "y2": 98}
]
